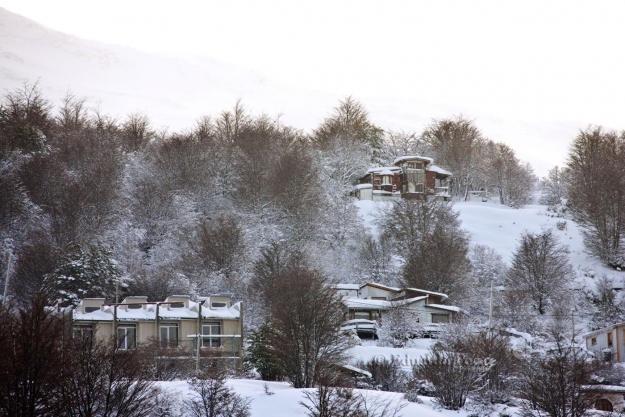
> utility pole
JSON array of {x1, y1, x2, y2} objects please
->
[
  {"x1": 571, "y1": 308, "x2": 575, "y2": 347},
  {"x1": 488, "y1": 278, "x2": 494, "y2": 339},
  {"x1": 2, "y1": 253, "x2": 12, "y2": 306}
]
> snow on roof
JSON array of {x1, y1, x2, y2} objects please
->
[
  {"x1": 425, "y1": 304, "x2": 461, "y2": 313},
  {"x1": 366, "y1": 166, "x2": 402, "y2": 174},
  {"x1": 427, "y1": 165, "x2": 453, "y2": 176},
  {"x1": 379, "y1": 169, "x2": 394, "y2": 176},
  {"x1": 339, "y1": 364, "x2": 372, "y2": 378},
  {"x1": 582, "y1": 385, "x2": 625, "y2": 393},
  {"x1": 343, "y1": 296, "x2": 427, "y2": 310},
  {"x1": 343, "y1": 298, "x2": 390, "y2": 309},
  {"x1": 354, "y1": 183, "x2": 373, "y2": 189},
  {"x1": 335, "y1": 283, "x2": 360, "y2": 290},
  {"x1": 74, "y1": 298, "x2": 241, "y2": 321},
  {"x1": 359, "y1": 282, "x2": 400, "y2": 292},
  {"x1": 404, "y1": 288, "x2": 449, "y2": 301},
  {"x1": 393, "y1": 155, "x2": 434, "y2": 165}
]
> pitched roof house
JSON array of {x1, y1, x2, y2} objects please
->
[
  {"x1": 73, "y1": 294, "x2": 243, "y2": 359},
  {"x1": 353, "y1": 155, "x2": 452, "y2": 201},
  {"x1": 337, "y1": 282, "x2": 461, "y2": 337}
]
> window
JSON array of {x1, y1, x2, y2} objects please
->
[
  {"x1": 431, "y1": 314, "x2": 449, "y2": 323},
  {"x1": 211, "y1": 302, "x2": 227, "y2": 308},
  {"x1": 596, "y1": 399, "x2": 613, "y2": 412},
  {"x1": 73, "y1": 324, "x2": 93, "y2": 339},
  {"x1": 608, "y1": 332, "x2": 613, "y2": 347},
  {"x1": 160, "y1": 323, "x2": 178, "y2": 348},
  {"x1": 407, "y1": 162, "x2": 423, "y2": 170},
  {"x1": 85, "y1": 306, "x2": 100, "y2": 313},
  {"x1": 117, "y1": 324, "x2": 137, "y2": 350},
  {"x1": 591, "y1": 337, "x2": 597, "y2": 346},
  {"x1": 170, "y1": 302, "x2": 184, "y2": 308},
  {"x1": 202, "y1": 322, "x2": 221, "y2": 347},
  {"x1": 382, "y1": 175, "x2": 392, "y2": 185},
  {"x1": 354, "y1": 312, "x2": 370, "y2": 320},
  {"x1": 128, "y1": 304, "x2": 142, "y2": 309}
]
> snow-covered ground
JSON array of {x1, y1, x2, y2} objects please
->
[
  {"x1": 355, "y1": 196, "x2": 623, "y2": 289},
  {"x1": 156, "y1": 378, "x2": 478, "y2": 417},
  {"x1": 349, "y1": 339, "x2": 434, "y2": 372}
]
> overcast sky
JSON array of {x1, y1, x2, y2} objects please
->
[{"x1": 2, "y1": 0, "x2": 625, "y2": 176}]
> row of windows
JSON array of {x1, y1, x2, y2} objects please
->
[{"x1": 73, "y1": 322, "x2": 222, "y2": 350}]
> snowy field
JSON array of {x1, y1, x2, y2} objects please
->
[{"x1": 156, "y1": 379, "x2": 480, "y2": 417}]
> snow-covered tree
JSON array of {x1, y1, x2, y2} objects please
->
[
  {"x1": 377, "y1": 301, "x2": 422, "y2": 348},
  {"x1": 45, "y1": 245, "x2": 124, "y2": 306}
]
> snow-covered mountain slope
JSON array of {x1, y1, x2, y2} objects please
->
[
  {"x1": 355, "y1": 197, "x2": 623, "y2": 290},
  {"x1": 0, "y1": 7, "x2": 312, "y2": 131}
]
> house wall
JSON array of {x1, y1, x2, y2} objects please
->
[
  {"x1": 425, "y1": 171, "x2": 436, "y2": 190},
  {"x1": 360, "y1": 286, "x2": 396, "y2": 300},
  {"x1": 586, "y1": 327, "x2": 621, "y2": 361}
]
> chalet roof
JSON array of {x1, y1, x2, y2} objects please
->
[
  {"x1": 366, "y1": 166, "x2": 402, "y2": 174},
  {"x1": 393, "y1": 155, "x2": 434, "y2": 165},
  {"x1": 343, "y1": 296, "x2": 427, "y2": 310},
  {"x1": 427, "y1": 165, "x2": 453, "y2": 177},
  {"x1": 581, "y1": 385, "x2": 625, "y2": 393},
  {"x1": 335, "y1": 283, "x2": 360, "y2": 291},
  {"x1": 359, "y1": 282, "x2": 401, "y2": 292},
  {"x1": 426, "y1": 304, "x2": 461, "y2": 313},
  {"x1": 403, "y1": 288, "x2": 449, "y2": 301}
]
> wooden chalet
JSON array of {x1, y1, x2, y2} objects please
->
[{"x1": 353, "y1": 155, "x2": 452, "y2": 201}]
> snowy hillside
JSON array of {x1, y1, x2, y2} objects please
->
[{"x1": 355, "y1": 196, "x2": 623, "y2": 289}]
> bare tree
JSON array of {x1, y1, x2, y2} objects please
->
[
  {"x1": 58, "y1": 337, "x2": 157, "y2": 417},
  {"x1": 401, "y1": 226, "x2": 472, "y2": 301},
  {"x1": 413, "y1": 346, "x2": 489, "y2": 410},
  {"x1": 540, "y1": 166, "x2": 568, "y2": 211},
  {"x1": 505, "y1": 229, "x2": 572, "y2": 315},
  {"x1": 267, "y1": 267, "x2": 349, "y2": 388},
  {"x1": 0, "y1": 292, "x2": 66, "y2": 416},
  {"x1": 517, "y1": 328, "x2": 603, "y2": 417},
  {"x1": 185, "y1": 366, "x2": 251, "y2": 417},
  {"x1": 485, "y1": 141, "x2": 536, "y2": 207},
  {"x1": 421, "y1": 115, "x2": 486, "y2": 199},
  {"x1": 121, "y1": 112, "x2": 153, "y2": 152},
  {"x1": 378, "y1": 198, "x2": 463, "y2": 259},
  {"x1": 566, "y1": 126, "x2": 625, "y2": 269}
]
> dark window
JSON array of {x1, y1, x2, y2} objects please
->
[
  {"x1": 73, "y1": 324, "x2": 93, "y2": 339},
  {"x1": 354, "y1": 312, "x2": 370, "y2": 320},
  {"x1": 432, "y1": 314, "x2": 449, "y2": 323},
  {"x1": 608, "y1": 332, "x2": 613, "y2": 347},
  {"x1": 128, "y1": 304, "x2": 142, "y2": 309},
  {"x1": 211, "y1": 302, "x2": 227, "y2": 308},
  {"x1": 202, "y1": 322, "x2": 221, "y2": 347},
  {"x1": 117, "y1": 325, "x2": 137, "y2": 350},
  {"x1": 85, "y1": 306, "x2": 100, "y2": 313},
  {"x1": 170, "y1": 302, "x2": 184, "y2": 308},
  {"x1": 595, "y1": 399, "x2": 613, "y2": 412},
  {"x1": 160, "y1": 323, "x2": 178, "y2": 348},
  {"x1": 591, "y1": 337, "x2": 597, "y2": 346}
]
